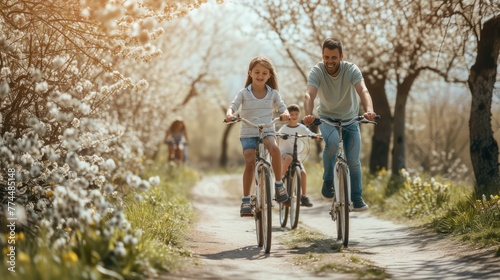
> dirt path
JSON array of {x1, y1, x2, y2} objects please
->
[{"x1": 152, "y1": 174, "x2": 500, "y2": 280}]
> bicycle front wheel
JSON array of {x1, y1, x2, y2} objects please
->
[
  {"x1": 289, "y1": 166, "x2": 301, "y2": 229},
  {"x1": 337, "y1": 163, "x2": 350, "y2": 247},
  {"x1": 279, "y1": 171, "x2": 290, "y2": 227},
  {"x1": 259, "y1": 165, "x2": 272, "y2": 253}
]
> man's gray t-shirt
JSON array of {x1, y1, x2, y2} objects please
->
[{"x1": 307, "y1": 61, "x2": 363, "y2": 119}]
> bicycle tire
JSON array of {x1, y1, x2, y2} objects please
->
[
  {"x1": 261, "y1": 166, "x2": 272, "y2": 253},
  {"x1": 289, "y1": 166, "x2": 301, "y2": 229},
  {"x1": 279, "y1": 171, "x2": 290, "y2": 227},
  {"x1": 255, "y1": 166, "x2": 264, "y2": 247},
  {"x1": 338, "y1": 163, "x2": 350, "y2": 247},
  {"x1": 335, "y1": 180, "x2": 343, "y2": 241}
]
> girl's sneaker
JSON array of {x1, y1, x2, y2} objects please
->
[
  {"x1": 275, "y1": 182, "x2": 289, "y2": 203},
  {"x1": 240, "y1": 197, "x2": 253, "y2": 217}
]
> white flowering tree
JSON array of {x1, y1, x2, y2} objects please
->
[
  {"x1": 0, "y1": 0, "x2": 207, "y2": 271},
  {"x1": 434, "y1": 2, "x2": 500, "y2": 196}
]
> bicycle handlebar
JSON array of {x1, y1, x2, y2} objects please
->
[
  {"x1": 308, "y1": 115, "x2": 380, "y2": 127},
  {"x1": 223, "y1": 117, "x2": 282, "y2": 129},
  {"x1": 276, "y1": 133, "x2": 322, "y2": 140}
]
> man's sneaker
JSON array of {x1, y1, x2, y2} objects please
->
[
  {"x1": 275, "y1": 183, "x2": 289, "y2": 203},
  {"x1": 321, "y1": 179, "x2": 334, "y2": 198},
  {"x1": 300, "y1": 196, "x2": 313, "y2": 207},
  {"x1": 352, "y1": 200, "x2": 369, "y2": 212},
  {"x1": 240, "y1": 200, "x2": 253, "y2": 217}
]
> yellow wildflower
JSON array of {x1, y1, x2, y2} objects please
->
[
  {"x1": 62, "y1": 251, "x2": 79, "y2": 263},
  {"x1": 46, "y1": 190, "x2": 54, "y2": 198},
  {"x1": 18, "y1": 252, "x2": 30, "y2": 263}
]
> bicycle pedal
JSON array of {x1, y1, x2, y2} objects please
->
[{"x1": 240, "y1": 213, "x2": 254, "y2": 217}]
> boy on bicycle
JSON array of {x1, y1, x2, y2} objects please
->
[{"x1": 278, "y1": 104, "x2": 320, "y2": 207}]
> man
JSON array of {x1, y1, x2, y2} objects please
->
[{"x1": 302, "y1": 37, "x2": 377, "y2": 211}]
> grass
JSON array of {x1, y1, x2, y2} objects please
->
[
  {"x1": 127, "y1": 160, "x2": 200, "y2": 273},
  {"x1": 278, "y1": 227, "x2": 388, "y2": 279},
  {"x1": 304, "y1": 161, "x2": 500, "y2": 251}
]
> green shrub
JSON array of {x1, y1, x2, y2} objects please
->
[
  {"x1": 0, "y1": 164, "x2": 198, "y2": 280},
  {"x1": 433, "y1": 194, "x2": 500, "y2": 246},
  {"x1": 399, "y1": 169, "x2": 451, "y2": 219}
]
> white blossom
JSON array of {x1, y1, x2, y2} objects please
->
[
  {"x1": 148, "y1": 176, "x2": 160, "y2": 186},
  {"x1": 1, "y1": 67, "x2": 11, "y2": 78},
  {"x1": 35, "y1": 81, "x2": 48, "y2": 93},
  {"x1": 71, "y1": 118, "x2": 80, "y2": 128},
  {"x1": 105, "y1": 158, "x2": 116, "y2": 171},
  {"x1": 113, "y1": 242, "x2": 126, "y2": 258},
  {"x1": 0, "y1": 82, "x2": 10, "y2": 99}
]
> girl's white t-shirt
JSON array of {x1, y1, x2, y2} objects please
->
[{"x1": 228, "y1": 84, "x2": 288, "y2": 138}]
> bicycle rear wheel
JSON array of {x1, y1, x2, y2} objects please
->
[
  {"x1": 279, "y1": 171, "x2": 290, "y2": 227},
  {"x1": 260, "y1": 166, "x2": 272, "y2": 253},
  {"x1": 337, "y1": 164, "x2": 350, "y2": 247},
  {"x1": 289, "y1": 166, "x2": 301, "y2": 229}
]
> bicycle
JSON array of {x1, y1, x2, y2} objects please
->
[
  {"x1": 276, "y1": 133, "x2": 320, "y2": 229},
  {"x1": 224, "y1": 116, "x2": 282, "y2": 254},
  {"x1": 311, "y1": 115, "x2": 378, "y2": 248},
  {"x1": 165, "y1": 139, "x2": 186, "y2": 163}
]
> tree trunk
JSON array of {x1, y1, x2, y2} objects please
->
[
  {"x1": 387, "y1": 72, "x2": 420, "y2": 195},
  {"x1": 391, "y1": 91, "x2": 408, "y2": 174},
  {"x1": 366, "y1": 74, "x2": 392, "y2": 173},
  {"x1": 468, "y1": 15, "x2": 500, "y2": 197},
  {"x1": 219, "y1": 123, "x2": 235, "y2": 167},
  {"x1": 391, "y1": 73, "x2": 419, "y2": 174}
]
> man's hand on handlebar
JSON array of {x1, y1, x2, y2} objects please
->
[
  {"x1": 302, "y1": 115, "x2": 315, "y2": 126},
  {"x1": 363, "y1": 111, "x2": 377, "y2": 122}
]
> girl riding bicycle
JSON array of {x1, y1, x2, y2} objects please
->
[
  {"x1": 164, "y1": 117, "x2": 188, "y2": 163},
  {"x1": 225, "y1": 56, "x2": 290, "y2": 217}
]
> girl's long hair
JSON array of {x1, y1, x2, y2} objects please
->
[{"x1": 244, "y1": 56, "x2": 279, "y2": 90}]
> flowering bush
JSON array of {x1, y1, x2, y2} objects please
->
[
  {"x1": 0, "y1": 0, "x2": 206, "y2": 277},
  {"x1": 400, "y1": 169, "x2": 450, "y2": 218}
]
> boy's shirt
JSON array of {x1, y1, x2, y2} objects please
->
[{"x1": 278, "y1": 123, "x2": 316, "y2": 156}]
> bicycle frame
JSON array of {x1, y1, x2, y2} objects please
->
[
  {"x1": 315, "y1": 116, "x2": 378, "y2": 247},
  {"x1": 334, "y1": 125, "x2": 352, "y2": 211},
  {"x1": 277, "y1": 132, "x2": 316, "y2": 229},
  {"x1": 225, "y1": 116, "x2": 281, "y2": 253}
]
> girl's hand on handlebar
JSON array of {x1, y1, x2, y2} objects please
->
[
  {"x1": 280, "y1": 111, "x2": 290, "y2": 122},
  {"x1": 225, "y1": 114, "x2": 237, "y2": 123}
]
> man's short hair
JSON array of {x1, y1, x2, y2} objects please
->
[{"x1": 322, "y1": 38, "x2": 343, "y2": 55}]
